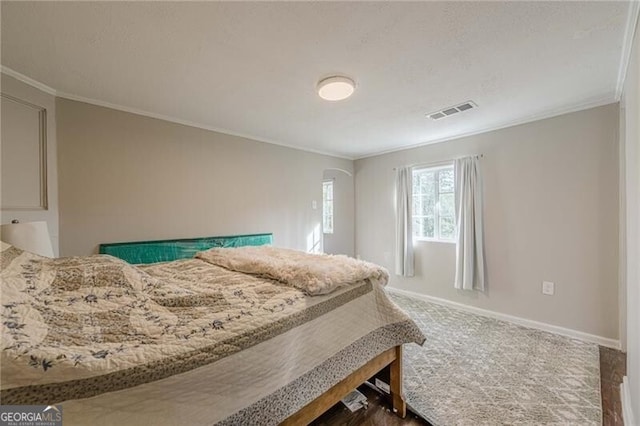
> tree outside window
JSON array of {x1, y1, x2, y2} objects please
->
[{"x1": 412, "y1": 165, "x2": 455, "y2": 241}]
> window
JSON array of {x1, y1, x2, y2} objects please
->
[
  {"x1": 412, "y1": 165, "x2": 455, "y2": 241},
  {"x1": 322, "y1": 180, "x2": 334, "y2": 234}
]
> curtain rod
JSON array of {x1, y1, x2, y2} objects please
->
[{"x1": 393, "y1": 154, "x2": 483, "y2": 171}]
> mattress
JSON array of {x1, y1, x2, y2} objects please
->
[{"x1": 0, "y1": 242, "x2": 425, "y2": 425}]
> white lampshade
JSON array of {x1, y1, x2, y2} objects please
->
[{"x1": 0, "y1": 221, "x2": 54, "y2": 257}]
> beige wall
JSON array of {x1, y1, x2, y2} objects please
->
[
  {"x1": 322, "y1": 169, "x2": 354, "y2": 257},
  {"x1": 1, "y1": 74, "x2": 59, "y2": 254},
  {"x1": 621, "y1": 14, "x2": 639, "y2": 422},
  {"x1": 14, "y1": 71, "x2": 622, "y2": 344},
  {"x1": 355, "y1": 104, "x2": 619, "y2": 340},
  {"x1": 56, "y1": 98, "x2": 352, "y2": 256}
]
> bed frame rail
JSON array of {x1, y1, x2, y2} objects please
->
[{"x1": 281, "y1": 345, "x2": 405, "y2": 425}]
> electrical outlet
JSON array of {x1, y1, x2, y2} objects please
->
[
  {"x1": 312, "y1": 200, "x2": 317, "y2": 210},
  {"x1": 542, "y1": 281, "x2": 555, "y2": 296}
]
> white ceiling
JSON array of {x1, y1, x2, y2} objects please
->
[{"x1": 1, "y1": 2, "x2": 635, "y2": 159}]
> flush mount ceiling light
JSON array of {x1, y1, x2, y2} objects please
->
[{"x1": 317, "y1": 76, "x2": 355, "y2": 101}]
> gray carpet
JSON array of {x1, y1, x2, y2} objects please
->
[{"x1": 388, "y1": 291, "x2": 602, "y2": 426}]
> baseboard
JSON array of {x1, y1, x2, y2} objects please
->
[
  {"x1": 386, "y1": 287, "x2": 621, "y2": 349},
  {"x1": 621, "y1": 376, "x2": 636, "y2": 426}
]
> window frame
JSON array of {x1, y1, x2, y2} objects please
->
[
  {"x1": 322, "y1": 179, "x2": 334, "y2": 234},
  {"x1": 412, "y1": 163, "x2": 456, "y2": 244}
]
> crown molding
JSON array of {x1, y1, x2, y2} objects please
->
[
  {"x1": 56, "y1": 90, "x2": 354, "y2": 160},
  {"x1": 354, "y1": 95, "x2": 617, "y2": 160},
  {"x1": 616, "y1": 0, "x2": 640, "y2": 101},
  {"x1": 1, "y1": 65, "x2": 57, "y2": 96},
  {"x1": 0, "y1": 64, "x2": 621, "y2": 162},
  {"x1": 1, "y1": 66, "x2": 354, "y2": 161}
]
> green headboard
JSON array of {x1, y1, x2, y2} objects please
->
[{"x1": 99, "y1": 233, "x2": 272, "y2": 264}]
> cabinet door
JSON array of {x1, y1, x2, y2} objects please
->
[{"x1": 1, "y1": 93, "x2": 47, "y2": 210}]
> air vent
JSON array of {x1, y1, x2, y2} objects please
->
[{"x1": 427, "y1": 101, "x2": 477, "y2": 120}]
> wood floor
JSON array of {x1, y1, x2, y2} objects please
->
[
  {"x1": 311, "y1": 384, "x2": 429, "y2": 426},
  {"x1": 600, "y1": 346, "x2": 627, "y2": 426},
  {"x1": 312, "y1": 346, "x2": 627, "y2": 426}
]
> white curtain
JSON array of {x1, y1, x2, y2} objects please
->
[
  {"x1": 454, "y1": 157, "x2": 485, "y2": 291},
  {"x1": 395, "y1": 167, "x2": 414, "y2": 277}
]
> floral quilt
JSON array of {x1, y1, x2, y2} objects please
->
[{"x1": 0, "y1": 244, "x2": 383, "y2": 404}]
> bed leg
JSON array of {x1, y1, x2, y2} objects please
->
[{"x1": 390, "y1": 345, "x2": 406, "y2": 418}]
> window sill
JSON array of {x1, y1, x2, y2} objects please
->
[{"x1": 414, "y1": 238, "x2": 456, "y2": 245}]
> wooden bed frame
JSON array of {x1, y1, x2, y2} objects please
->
[
  {"x1": 281, "y1": 346, "x2": 406, "y2": 425},
  {"x1": 99, "y1": 234, "x2": 408, "y2": 425}
]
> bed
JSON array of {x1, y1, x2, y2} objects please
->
[{"x1": 1, "y1": 234, "x2": 425, "y2": 425}]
